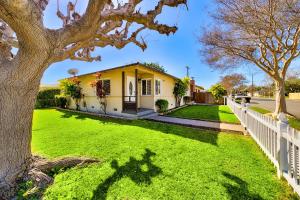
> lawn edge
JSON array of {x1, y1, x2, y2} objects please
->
[
  {"x1": 164, "y1": 115, "x2": 241, "y2": 125},
  {"x1": 145, "y1": 118, "x2": 244, "y2": 135}
]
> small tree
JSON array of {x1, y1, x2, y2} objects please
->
[
  {"x1": 209, "y1": 84, "x2": 227, "y2": 104},
  {"x1": 143, "y1": 62, "x2": 167, "y2": 73},
  {"x1": 90, "y1": 73, "x2": 108, "y2": 114},
  {"x1": 173, "y1": 77, "x2": 190, "y2": 107},
  {"x1": 200, "y1": 0, "x2": 300, "y2": 115},
  {"x1": 220, "y1": 73, "x2": 247, "y2": 95},
  {"x1": 60, "y1": 77, "x2": 82, "y2": 110}
]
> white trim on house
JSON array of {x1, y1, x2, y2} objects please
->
[
  {"x1": 141, "y1": 78, "x2": 152, "y2": 96},
  {"x1": 155, "y1": 79, "x2": 162, "y2": 96}
]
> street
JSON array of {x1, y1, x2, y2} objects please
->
[{"x1": 250, "y1": 98, "x2": 300, "y2": 118}]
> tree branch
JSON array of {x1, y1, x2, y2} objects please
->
[{"x1": 52, "y1": 0, "x2": 186, "y2": 63}]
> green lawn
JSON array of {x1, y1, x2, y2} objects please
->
[
  {"x1": 250, "y1": 106, "x2": 300, "y2": 130},
  {"x1": 289, "y1": 118, "x2": 300, "y2": 130},
  {"x1": 167, "y1": 105, "x2": 240, "y2": 124},
  {"x1": 250, "y1": 106, "x2": 271, "y2": 115},
  {"x1": 28, "y1": 109, "x2": 297, "y2": 199}
]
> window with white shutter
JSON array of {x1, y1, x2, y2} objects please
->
[
  {"x1": 142, "y1": 79, "x2": 151, "y2": 95},
  {"x1": 155, "y1": 80, "x2": 161, "y2": 95}
]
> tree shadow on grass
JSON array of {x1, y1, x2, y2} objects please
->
[
  {"x1": 92, "y1": 148, "x2": 162, "y2": 200},
  {"x1": 218, "y1": 109, "x2": 235, "y2": 115},
  {"x1": 59, "y1": 110, "x2": 88, "y2": 120},
  {"x1": 132, "y1": 120, "x2": 219, "y2": 146},
  {"x1": 222, "y1": 172, "x2": 263, "y2": 200}
]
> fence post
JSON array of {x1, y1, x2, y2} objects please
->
[
  {"x1": 245, "y1": 103, "x2": 249, "y2": 131},
  {"x1": 277, "y1": 113, "x2": 289, "y2": 178},
  {"x1": 240, "y1": 102, "x2": 247, "y2": 129}
]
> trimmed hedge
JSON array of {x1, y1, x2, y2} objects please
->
[
  {"x1": 155, "y1": 99, "x2": 169, "y2": 113},
  {"x1": 35, "y1": 89, "x2": 61, "y2": 108}
]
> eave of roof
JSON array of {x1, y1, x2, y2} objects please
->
[{"x1": 66, "y1": 62, "x2": 180, "y2": 80}]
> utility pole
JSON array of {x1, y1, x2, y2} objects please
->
[
  {"x1": 251, "y1": 73, "x2": 254, "y2": 97},
  {"x1": 186, "y1": 66, "x2": 190, "y2": 78},
  {"x1": 247, "y1": 67, "x2": 259, "y2": 97}
]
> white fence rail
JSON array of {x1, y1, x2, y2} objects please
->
[{"x1": 226, "y1": 97, "x2": 300, "y2": 195}]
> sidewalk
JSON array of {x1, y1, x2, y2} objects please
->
[{"x1": 145, "y1": 115, "x2": 245, "y2": 134}]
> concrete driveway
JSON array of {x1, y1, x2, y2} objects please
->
[{"x1": 250, "y1": 98, "x2": 300, "y2": 118}]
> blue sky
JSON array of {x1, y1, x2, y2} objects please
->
[{"x1": 41, "y1": 0, "x2": 298, "y2": 89}]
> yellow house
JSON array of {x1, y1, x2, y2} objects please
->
[{"x1": 66, "y1": 63, "x2": 190, "y2": 118}]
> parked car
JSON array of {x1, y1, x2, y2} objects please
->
[{"x1": 233, "y1": 94, "x2": 251, "y2": 103}]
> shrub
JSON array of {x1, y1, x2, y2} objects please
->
[
  {"x1": 37, "y1": 88, "x2": 60, "y2": 99},
  {"x1": 35, "y1": 89, "x2": 60, "y2": 108},
  {"x1": 55, "y1": 95, "x2": 68, "y2": 108},
  {"x1": 155, "y1": 99, "x2": 169, "y2": 113}
]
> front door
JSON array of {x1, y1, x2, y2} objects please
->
[{"x1": 127, "y1": 76, "x2": 136, "y2": 102}]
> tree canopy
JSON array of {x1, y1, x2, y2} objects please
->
[
  {"x1": 200, "y1": 0, "x2": 300, "y2": 114},
  {"x1": 143, "y1": 62, "x2": 167, "y2": 73},
  {"x1": 209, "y1": 83, "x2": 227, "y2": 103},
  {"x1": 0, "y1": 1, "x2": 187, "y2": 197},
  {"x1": 220, "y1": 73, "x2": 247, "y2": 94}
]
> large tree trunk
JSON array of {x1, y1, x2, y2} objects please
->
[
  {"x1": 0, "y1": 81, "x2": 40, "y2": 198},
  {"x1": 274, "y1": 78, "x2": 287, "y2": 115}
]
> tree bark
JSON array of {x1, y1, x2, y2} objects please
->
[
  {"x1": 0, "y1": 81, "x2": 40, "y2": 198},
  {"x1": 274, "y1": 78, "x2": 287, "y2": 115}
]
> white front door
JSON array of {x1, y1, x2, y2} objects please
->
[{"x1": 127, "y1": 76, "x2": 136, "y2": 102}]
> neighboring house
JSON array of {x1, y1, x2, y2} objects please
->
[
  {"x1": 190, "y1": 80, "x2": 205, "y2": 100},
  {"x1": 195, "y1": 85, "x2": 204, "y2": 93},
  {"x1": 65, "y1": 63, "x2": 191, "y2": 117}
]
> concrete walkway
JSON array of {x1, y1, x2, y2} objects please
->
[{"x1": 146, "y1": 115, "x2": 245, "y2": 134}]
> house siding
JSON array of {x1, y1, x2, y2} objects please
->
[
  {"x1": 67, "y1": 64, "x2": 190, "y2": 116},
  {"x1": 153, "y1": 73, "x2": 177, "y2": 111}
]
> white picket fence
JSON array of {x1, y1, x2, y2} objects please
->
[{"x1": 226, "y1": 97, "x2": 300, "y2": 195}]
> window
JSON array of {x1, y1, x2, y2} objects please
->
[
  {"x1": 155, "y1": 80, "x2": 161, "y2": 95},
  {"x1": 142, "y1": 79, "x2": 151, "y2": 95},
  {"x1": 102, "y1": 79, "x2": 111, "y2": 95}
]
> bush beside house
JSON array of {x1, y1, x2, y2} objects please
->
[
  {"x1": 55, "y1": 95, "x2": 68, "y2": 108},
  {"x1": 35, "y1": 89, "x2": 61, "y2": 108},
  {"x1": 155, "y1": 99, "x2": 169, "y2": 113}
]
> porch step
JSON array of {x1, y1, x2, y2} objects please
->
[{"x1": 121, "y1": 109, "x2": 156, "y2": 119}]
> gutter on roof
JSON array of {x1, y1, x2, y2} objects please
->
[{"x1": 65, "y1": 62, "x2": 180, "y2": 80}]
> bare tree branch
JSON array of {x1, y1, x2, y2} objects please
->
[
  {"x1": 200, "y1": 0, "x2": 300, "y2": 114},
  {"x1": 51, "y1": 0, "x2": 186, "y2": 63}
]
